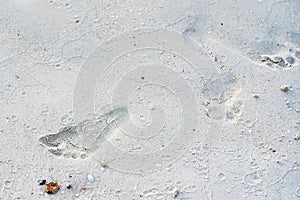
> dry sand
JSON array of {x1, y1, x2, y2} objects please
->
[{"x1": 0, "y1": 0, "x2": 299, "y2": 199}]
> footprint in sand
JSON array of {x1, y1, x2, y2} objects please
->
[
  {"x1": 259, "y1": 47, "x2": 300, "y2": 69},
  {"x1": 38, "y1": 107, "x2": 128, "y2": 159}
]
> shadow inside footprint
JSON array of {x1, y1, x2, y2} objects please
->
[{"x1": 39, "y1": 107, "x2": 128, "y2": 159}]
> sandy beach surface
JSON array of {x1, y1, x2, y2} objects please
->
[{"x1": 0, "y1": 0, "x2": 299, "y2": 199}]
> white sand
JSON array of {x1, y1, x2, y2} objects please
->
[{"x1": 0, "y1": 0, "x2": 299, "y2": 199}]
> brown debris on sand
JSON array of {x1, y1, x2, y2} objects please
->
[{"x1": 44, "y1": 182, "x2": 60, "y2": 194}]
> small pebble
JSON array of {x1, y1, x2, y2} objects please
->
[
  {"x1": 280, "y1": 85, "x2": 289, "y2": 91},
  {"x1": 38, "y1": 179, "x2": 46, "y2": 186},
  {"x1": 100, "y1": 161, "x2": 107, "y2": 168},
  {"x1": 66, "y1": 185, "x2": 72, "y2": 189},
  {"x1": 172, "y1": 188, "x2": 180, "y2": 198},
  {"x1": 294, "y1": 133, "x2": 300, "y2": 140},
  {"x1": 87, "y1": 174, "x2": 94, "y2": 182},
  {"x1": 204, "y1": 109, "x2": 209, "y2": 116},
  {"x1": 269, "y1": 147, "x2": 277, "y2": 152},
  {"x1": 253, "y1": 94, "x2": 260, "y2": 98}
]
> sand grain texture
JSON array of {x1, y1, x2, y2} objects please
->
[{"x1": 0, "y1": 0, "x2": 299, "y2": 199}]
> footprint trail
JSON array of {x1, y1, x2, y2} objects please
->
[{"x1": 38, "y1": 107, "x2": 128, "y2": 159}]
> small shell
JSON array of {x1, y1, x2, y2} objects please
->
[{"x1": 280, "y1": 85, "x2": 289, "y2": 92}]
